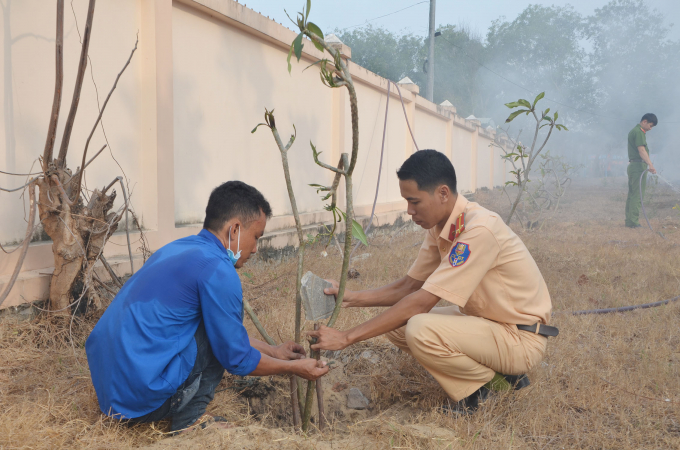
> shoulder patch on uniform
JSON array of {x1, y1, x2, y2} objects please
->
[
  {"x1": 448, "y1": 213, "x2": 466, "y2": 241},
  {"x1": 449, "y1": 242, "x2": 471, "y2": 267}
]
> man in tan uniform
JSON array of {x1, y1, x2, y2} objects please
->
[{"x1": 309, "y1": 149, "x2": 556, "y2": 412}]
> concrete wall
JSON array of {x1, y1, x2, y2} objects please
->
[{"x1": 0, "y1": 0, "x2": 511, "y2": 309}]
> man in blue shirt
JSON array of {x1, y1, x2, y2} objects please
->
[{"x1": 86, "y1": 181, "x2": 328, "y2": 433}]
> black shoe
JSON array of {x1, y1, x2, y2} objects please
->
[
  {"x1": 503, "y1": 374, "x2": 530, "y2": 390},
  {"x1": 440, "y1": 386, "x2": 492, "y2": 415},
  {"x1": 625, "y1": 223, "x2": 642, "y2": 228}
]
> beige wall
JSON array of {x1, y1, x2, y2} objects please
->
[
  {"x1": 451, "y1": 121, "x2": 474, "y2": 192},
  {"x1": 0, "y1": 0, "x2": 512, "y2": 309},
  {"x1": 0, "y1": 0, "x2": 143, "y2": 244}
]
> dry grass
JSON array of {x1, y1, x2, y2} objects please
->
[{"x1": 1, "y1": 177, "x2": 680, "y2": 449}]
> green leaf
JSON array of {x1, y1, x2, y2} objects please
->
[
  {"x1": 532, "y1": 92, "x2": 545, "y2": 108},
  {"x1": 504, "y1": 101, "x2": 521, "y2": 108},
  {"x1": 352, "y1": 219, "x2": 369, "y2": 246},
  {"x1": 505, "y1": 109, "x2": 528, "y2": 123},
  {"x1": 543, "y1": 108, "x2": 550, "y2": 117},
  {"x1": 553, "y1": 111, "x2": 558, "y2": 121},
  {"x1": 518, "y1": 99, "x2": 531, "y2": 109},
  {"x1": 293, "y1": 33, "x2": 304, "y2": 62},
  {"x1": 305, "y1": 0, "x2": 311, "y2": 20},
  {"x1": 302, "y1": 58, "x2": 327, "y2": 72},
  {"x1": 310, "y1": 141, "x2": 322, "y2": 158},
  {"x1": 306, "y1": 22, "x2": 325, "y2": 51},
  {"x1": 251, "y1": 123, "x2": 268, "y2": 133}
]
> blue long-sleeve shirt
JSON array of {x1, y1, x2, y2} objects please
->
[{"x1": 85, "y1": 229, "x2": 261, "y2": 419}]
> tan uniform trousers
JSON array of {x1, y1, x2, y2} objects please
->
[{"x1": 385, "y1": 306, "x2": 547, "y2": 401}]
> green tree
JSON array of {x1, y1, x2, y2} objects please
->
[
  {"x1": 585, "y1": 0, "x2": 680, "y2": 143},
  {"x1": 432, "y1": 24, "x2": 490, "y2": 116},
  {"x1": 336, "y1": 25, "x2": 425, "y2": 86},
  {"x1": 485, "y1": 5, "x2": 593, "y2": 124}
]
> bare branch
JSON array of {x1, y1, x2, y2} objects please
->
[
  {"x1": 0, "y1": 176, "x2": 40, "y2": 193},
  {"x1": 116, "y1": 177, "x2": 134, "y2": 275},
  {"x1": 50, "y1": 175, "x2": 74, "y2": 206},
  {"x1": 56, "y1": 0, "x2": 96, "y2": 166},
  {"x1": 268, "y1": 120, "x2": 306, "y2": 343},
  {"x1": 99, "y1": 255, "x2": 123, "y2": 288},
  {"x1": 42, "y1": 0, "x2": 64, "y2": 169},
  {"x1": 0, "y1": 168, "x2": 42, "y2": 176},
  {"x1": 93, "y1": 271, "x2": 118, "y2": 296},
  {"x1": 311, "y1": 146, "x2": 346, "y2": 174},
  {"x1": 0, "y1": 182, "x2": 37, "y2": 308},
  {"x1": 72, "y1": 36, "x2": 139, "y2": 203},
  {"x1": 243, "y1": 297, "x2": 276, "y2": 345},
  {"x1": 70, "y1": 144, "x2": 107, "y2": 182}
]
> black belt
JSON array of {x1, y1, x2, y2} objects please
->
[{"x1": 517, "y1": 323, "x2": 559, "y2": 337}]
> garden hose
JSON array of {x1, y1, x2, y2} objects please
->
[{"x1": 569, "y1": 168, "x2": 679, "y2": 315}]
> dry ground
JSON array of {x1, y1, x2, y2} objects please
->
[{"x1": 1, "y1": 177, "x2": 680, "y2": 449}]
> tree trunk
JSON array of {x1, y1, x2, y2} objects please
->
[{"x1": 37, "y1": 169, "x2": 121, "y2": 312}]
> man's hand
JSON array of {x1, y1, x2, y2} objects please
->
[
  {"x1": 649, "y1": 165, "x2": 657, "y2": 174},
  {"x1": 272, "y1": 341, "x2": 306, "y2": 360},
  {"x1": 307, "y1": 324, "x2": 350, "y2": 351},
  {"x1": 292, "y1": 358, "x2": 329, "y2": 381},
  {"x1": 324, "y1": 279, "x2": 357, "y2": 308}
]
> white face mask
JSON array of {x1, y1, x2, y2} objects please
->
[{"x1": 227, "y1": 225, "x2": 241, "y2": 266}]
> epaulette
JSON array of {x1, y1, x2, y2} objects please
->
[{"x1": 448, "y1": 212, "x2": 466, "y2": 241}]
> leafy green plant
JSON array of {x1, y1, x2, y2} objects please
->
[
  {"x1": 250, "y1": 0, "x2": 363, "y2": 432},
  {"x1": 491, "y1": 92, "x2": 568, "y2": 225}
]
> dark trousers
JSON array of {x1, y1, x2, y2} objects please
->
[{"x1": 129, "y1": 322, "x2": 224, "y2": 431}]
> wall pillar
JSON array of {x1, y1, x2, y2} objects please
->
[
  {"x1": 397, "y1": 79, "x2": 418, "y2": 156},
  {"x1": 141, "y1": 0, "x2": 175, "y2": 248}
]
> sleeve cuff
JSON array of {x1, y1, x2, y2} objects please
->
[
  {"x1": 231, "y1": 347, "x2": 262, "y2": 376},
  {"x1": 407, "y1": 267, "x2": 429, "y2": 282},
  {"x1": 422, "y1": 281, "x2": 468, "y2": 308}
]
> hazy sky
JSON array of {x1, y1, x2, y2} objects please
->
[{"x1": 245, "y1": 0, "x2": 679, "y2": 40}]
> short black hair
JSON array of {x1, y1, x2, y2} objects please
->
[
  {"x1": 203, "y1": 181, "x2": 272, "y2": 231},
  {"x1": 396, "y1": 149, "x2": 457, "y2": 193},
  {"x1": 641, "y1": 113, "x2": 658, "y2": 126}
]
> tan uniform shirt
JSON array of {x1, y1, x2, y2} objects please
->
[{"x1": 407, "y1": 195, "x2": 552, "y2": 325}]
